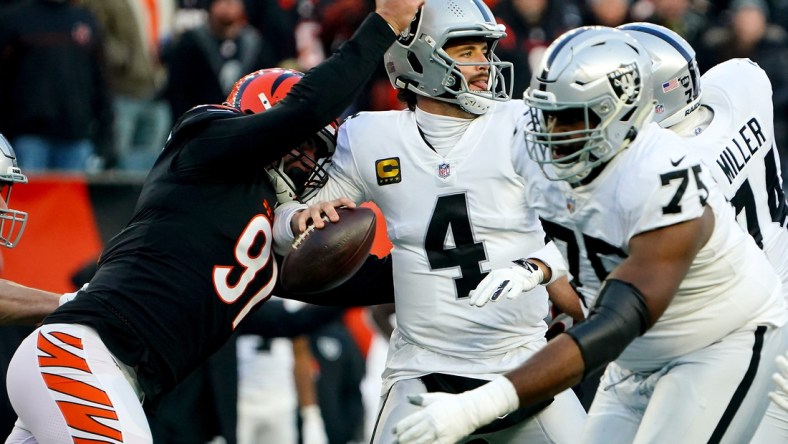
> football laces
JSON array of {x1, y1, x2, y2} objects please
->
[{"x1": 290, "y1": 214, "x2": 331, "y2": 250}]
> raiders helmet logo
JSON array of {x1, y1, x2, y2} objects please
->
[{"x1": 607, "y1": 63, "x2": 641, "y2": 105}]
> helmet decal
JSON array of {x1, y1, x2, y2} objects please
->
[
  {"x1": 607, "y1": 63, "x2": 642, "y2": 106},
  {"x1": 617, "y1": 23, "x2": 702, "y2": 128},
  {"x1": 225, "y1": 69, "x2": 338, "y2": 203},
  {"x1": 524, "y1": 27, "x2": 655, "y2": 184}
]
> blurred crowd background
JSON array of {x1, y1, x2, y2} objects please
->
[
  {"x1": 0, "y1": 0, "x2": 787, "y2": 183},
  {"x1": 1, "y1": 1, "x2": 788, "y2": 443}
]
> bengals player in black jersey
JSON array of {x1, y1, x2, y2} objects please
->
[{"x1": 2, "y1": 1, "x2": 421, "y2": 441}]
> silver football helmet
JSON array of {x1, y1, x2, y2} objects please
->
[
  {"x1": 618, "y1": 22, "x2": 701, "y2": 128},
  {"x1": 524, "y1": 26, "x2": 655, "y2": 184},
  {"x1": 0, "y1": 134, "x2": 27, "y2": 248},
  {"x1": 383, "y1": 0, "x2": 513, "y2": 115}
]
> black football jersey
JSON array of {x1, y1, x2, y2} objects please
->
[{"x1": 43, "y1": 13, "x2": 397, "y2": 401}]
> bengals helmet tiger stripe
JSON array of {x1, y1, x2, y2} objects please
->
[{"x1": 225, "y1": 68, "x2": 338, "y2": 203}]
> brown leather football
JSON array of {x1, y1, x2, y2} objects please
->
[{"x1": 280, "y1": 206, "x2": 376, "y2": 294}]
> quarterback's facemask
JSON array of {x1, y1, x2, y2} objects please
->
[
  {"x1": 618, "y1": 23, "x2": 701, "y2": 128},
  {"x1": 524, "y1": 27, "x2": 655, "y2": 184},
  {"x1": 0, "y1": 134, "x2": 27, "y2": 248},
  {"x1": 384, "y1": 0, "x2": 513, "y2": 115},
  {"x1": 224, "y1": 68, "x2": 337, "y2": 203}
]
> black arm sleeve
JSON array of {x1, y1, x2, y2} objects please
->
[
  {"x1": 274, "y1": 254, "x2": 395, "y2": 306},
  {"x1": 180, "y1": 13, "x2": 397, "y2": 169},
  {"x1": 236, "y1": 298, "x2": 345, "y2": 338},
  {"x1": 564, "y1": 279, "x2": 650, "y2": 378}
]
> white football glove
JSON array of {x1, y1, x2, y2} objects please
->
[
  {"x1": 301, "y1": 405, "x2": 329, "y2": 444},
  {"x1": 769, "y1": 351, "x2": 788, "y2": 412},
  {"x1": 393, "y1": 376, "x2": 519, "y2": 444},
  {"x1": 469, "y1": 260, "x2": 544, "y2": 307},
  {"x1": 59, "y1": 283, "x2": 89, "y2": 306}
]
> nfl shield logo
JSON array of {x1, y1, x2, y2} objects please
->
[
  {"x1": 438, "y1": 162, "x2": 451, "y2": 178},
  {"x1": 566, "y1": 195, "x2": 576, "y2": 213}
]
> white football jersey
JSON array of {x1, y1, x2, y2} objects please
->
[
  {"x1": 549, "y1": 122, "x2": 786, "y2": 372},
  {"x1": 315, "y1": 101, "x2": 555, "y2": 385},
  {"x1": 523, "y1": 159, "x2": 601, "y2": 306},
  {"x1": 689, "y1": 59, "x2": 788, "y2": 296}
]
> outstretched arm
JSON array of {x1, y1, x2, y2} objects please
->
[
  {"x1": 394, "y1": 208, "x2": 714, "y2": 444},
  {"x1": 0, "y1": 279, "x2": 61, "y2": 325}
]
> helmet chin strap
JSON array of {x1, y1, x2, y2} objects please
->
[
  {"x1": 456, "y1": 92, "x2": 494, "y2": 115},
  {"x1": 265, "y1": 164, "x2": 299, "y2": 204}
]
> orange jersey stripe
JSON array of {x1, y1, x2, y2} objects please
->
[
  {"x1": 74, "y1": 438, "x2": 121, "y2": 444},
  {"x1": 41, "y1": 373, "x2": 113, "y2": 407},
  {"x1": 50, "y1": 331, "x2": 85, "y2": 349},
  {"x1": 37, "y1": 331, "x2": 90, "y2": 372},
  {"x1": 57, "y1": 400, "x2": 122, "y2": 442}
]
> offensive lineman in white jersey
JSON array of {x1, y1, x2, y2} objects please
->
[
  {"x1": 509, "y1": 21, "x2": 788, "y2": 417},
  {"x1": 616, "y1": 22, "x2": 788, "y2": 443},
  {"x1": 272, "y1": 0, "x2": 587, "y2": 442},
  {"x1": 393, "y1": 26, "x2": 788, "y2": 444}
]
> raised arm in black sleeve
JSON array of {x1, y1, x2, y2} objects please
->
[{"x1": 176, "y1": 13, "x2": 398, "y2": 171}]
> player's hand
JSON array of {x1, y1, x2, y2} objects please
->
[
  {"x1": 394, "y1": 392, "x2": 477, "y2": 444},
  {"x1": 375, "y1": 0, "x2": 422, "y2": 35},
  {"x1": 393, "y1": 377, "x2": 518, "y2": 444},
  {"x1": 292, "y1": 198, "x2": 356, "y2": 234},
  {"x1": 770, "y1": 351, "x2": 788, "y2": 412},
  {"x1": 469, "y1": 260, "x2": 544, "y2": 307}
]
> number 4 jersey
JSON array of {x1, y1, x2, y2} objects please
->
[{"x1": 309, "y1": 100, "x2": 561, "y2": 388}]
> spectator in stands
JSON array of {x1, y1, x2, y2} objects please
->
[
  {"x1": 697, "y1": 0, "x2": 788, "y2": 190},
  {"x1": 82, "y1": 0, "x2": 176, "y2": 173},
  {"x1": 164, "y1": 0, "x2": 278, "y2": 120},
  {"x1": 309, "y1": 317, "x2": 366, "y2": 444},
  {"x1": 493, "y1": 0, "x2": 583, "y2": 99},
  {"x1": 236, "y1": 298, "x2": 332, "y2": 444},
  {"x1": 0, "y1": 0, "x2": 113, "y2": 173},
  {"x1": 581, "y1": 0, "x2": 636, "y2": 27},
  {"x1": 640, "y1": 0, "x2": 709, "y2": 47},
  {"x1": 243, "y1": 0, "x2": 300, "y2": 66}
]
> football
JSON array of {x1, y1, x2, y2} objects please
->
[{"x1": 280, "y1": 206, "x2": 376, "y2": 294}]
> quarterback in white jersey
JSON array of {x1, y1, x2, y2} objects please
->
[
  {"x1": 393, "y1": 26, "x2": 788, "y2": 444},
  {"x1": 274, "y1": 0, "x2": 587, "y2": 443}
]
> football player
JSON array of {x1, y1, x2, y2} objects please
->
[
  {"x1": 392, "y1": 26, "x2": 788, "y2": 444},
  {"x1": 617, "y1": 22, "x2": 788, "y2": 443},
  {"x1": 2, "y1": 1, "x2": 423, "y2": 441},
  {"x1": 0, "y1": 134, "x2": 62, "y2": 326},
  {"x1": 273, "y1": 0, "x2": 588, "y2": 442}
]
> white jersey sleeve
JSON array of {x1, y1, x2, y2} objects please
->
[{"x1": 313, "y1": 120, "x2": 377, "y2": 204}]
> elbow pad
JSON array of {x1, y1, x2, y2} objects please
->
[{"x1": 565, "y1": 279, "x2": 649, "y2": 378}]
